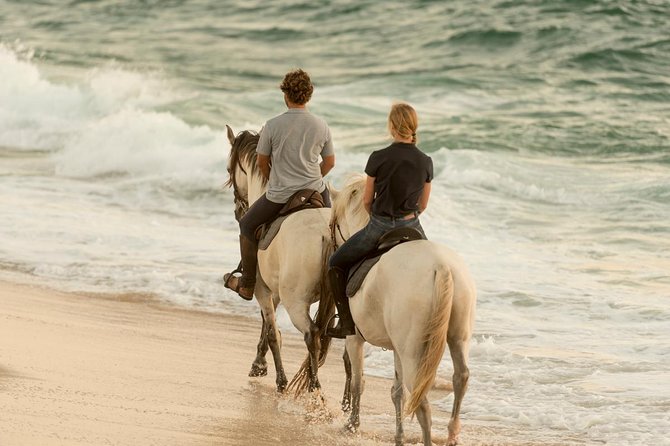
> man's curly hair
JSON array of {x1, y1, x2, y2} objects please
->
[{"x1": 280, "y1": 69, "x2": 313, "y2": 105}]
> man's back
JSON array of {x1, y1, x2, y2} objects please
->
[{"x1": 257, "y1": 108, "x2": 333, "y2": 203}]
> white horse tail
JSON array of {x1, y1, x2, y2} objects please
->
[
  {"x1": 405, "y1": 266, "x2": 454, "y2": 416},
  {"x1": 286, "y1": 235, "x2": 336, "y2": 395}
]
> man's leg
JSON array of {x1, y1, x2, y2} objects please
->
[{"x1": 225, "y1": 195, "x2": 284, "y2": 300}]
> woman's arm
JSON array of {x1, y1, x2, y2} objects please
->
[
  {"x1": 418, "y1": 181, "x2": 431, "y2": 213},
  {"x1": 363, "y1": 175, "x2": 375, "y2": 214}
]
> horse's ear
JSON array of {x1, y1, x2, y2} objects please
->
[{"x1": 226, "y1": 125, "x2": 235, "y2": 145}]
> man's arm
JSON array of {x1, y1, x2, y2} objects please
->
[
  {"x1": 320, "y1": 155, "x2": 335, "y2": 177},
  {"x1": 257, "y1": 154, "x2": 271, "y2": 181}
]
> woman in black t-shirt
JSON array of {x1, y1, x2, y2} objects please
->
[{"x1": 326, "y1": 103, "x2": 433, "y2": 338}]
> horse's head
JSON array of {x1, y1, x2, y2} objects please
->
[
  {"x1": 225, "y1": 125, "x2": 262, "y2": 221},
  {"x1": 330, "y1": 173, "x2": 371, "y2": 243}
]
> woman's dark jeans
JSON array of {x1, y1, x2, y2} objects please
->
[{"x1": 329, "y1": 213, "x2": 425, "y2": 270}]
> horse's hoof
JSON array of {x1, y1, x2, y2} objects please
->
[
  {"x1": 343, "y1": 421, "x2": 358, "y2": 434},
  {"x1": 248, "y1": 363, "x2": 268, "y2": 377},
  {"x1": 276, "y1": 380, "x2": 288, "y2": 393}
]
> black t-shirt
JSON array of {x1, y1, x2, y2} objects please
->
[{"x1": 364, "y1": 142, "x2": 434, "y2": 218}]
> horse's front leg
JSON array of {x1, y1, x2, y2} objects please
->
[
  {"x1": 248, "y1": 311, "x2": 268, "y2": 377},
  {"x1": 344, "y1": 336, "x2": 365, "y2": 433},
  {"x1": 255, "y1": 283, "x2": 287, "y2": 392},
  {"x1": 341, "y1": 347, "x2": 352, "y2": 412}
]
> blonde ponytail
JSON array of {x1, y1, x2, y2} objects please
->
[{"x1": 388, "y1": 102, "x2": 418, "y2": 143}]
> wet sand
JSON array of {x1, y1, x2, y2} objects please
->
[{"x1": 0, "y1": 280, "x2": 562, "y2": 445}]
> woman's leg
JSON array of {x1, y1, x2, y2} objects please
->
[
  {"x1": 329, "y1": 219, "x2": 387, "y2": 270},
  {"x1": 327, "y1": 219, "x2": 387, "y2": 338}
]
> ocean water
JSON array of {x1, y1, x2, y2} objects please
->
[{"x1": 1, "y1": 1, "x2": 669, "y2": 444}]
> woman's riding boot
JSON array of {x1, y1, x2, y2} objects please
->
[
  {"x1": 237, "y1": 234, "x2": 258, "y2": 300},
  {"x1": 326, "y1": 267, "x2": 356, "y2": 339}
]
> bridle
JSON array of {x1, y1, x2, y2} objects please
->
[{"x1": 227, "y1": 145, "x2": 249, "y2": 222}]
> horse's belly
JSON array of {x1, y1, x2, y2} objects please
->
[{"x1": 350, "y1": 292, "x2": 394, "y2": 349}]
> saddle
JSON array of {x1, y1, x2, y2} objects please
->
[
  {"x1": 345, "y1": 227, "x2": 425, "y2": 298},
  {"x1": 256, "y1": 189, "x2": 325, "y2": 250}
]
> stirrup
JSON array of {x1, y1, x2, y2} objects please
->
[
  {"x1": 223, "y1": 271, "x2": 254, "y2": 301},
  {"x1": 326, "y1": 315, "x2": 355, "y2": 339}
]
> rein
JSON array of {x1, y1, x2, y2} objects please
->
[{"x1": 329, "y1": 219, "x2": 347, "y2": 249}]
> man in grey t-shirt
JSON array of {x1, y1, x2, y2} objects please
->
[
  {"x1": 257, "y1": 107, "x2": 333, "y2": 203},
  {"x1": 224, "y1": 69, "x2": 335, "y2": 301}
]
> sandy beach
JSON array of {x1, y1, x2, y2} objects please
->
[
  {"x1": 0, "y1": 280, "x2": 454, "y2": 446},
  {"x1": 0, "y1": 280, "x2": 571, "y2": 446}
]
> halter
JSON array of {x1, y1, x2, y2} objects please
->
[{"x1": 227, "y1": 163, "x2": 248, "y2": 222}]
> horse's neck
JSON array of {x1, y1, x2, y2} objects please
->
[{"x1": 344, "y1": 203, "x2": 370, "y2": 238}]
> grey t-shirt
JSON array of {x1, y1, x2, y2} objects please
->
[{"x1": 257, "y1": 108, "x2": 334, "y2": 203}]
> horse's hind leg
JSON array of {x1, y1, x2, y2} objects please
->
[
  {"x1": 391, "y1": 351, "x2": 405, "y2": 446},
  {"x1": 341, "y1": 347, "x2": 352, "y2": 412},
  {"x1": 256, "y1": 283, "x2": 287, "y2": 392},
  {"x1": 447, "y1": 338, "x2": 470, "y2": 446},
  {"x1": 399, "y1": 351, "x2": 432, "y2": 446},
  {"x1": 286, "y1": 303, "x2": 322, "y2": 392},
  {"x1": 415, "y1": 396, "x2": 432, "y2": 446},
  {"x1": 249, "y1": 293, "x2": 281, "y2": 377},
  {"x1": 249, "y1": 311, "x2": 268, "y2": 377},
  {"x1": 306, "y1": 320, "x2": 321, "y2": 392}
]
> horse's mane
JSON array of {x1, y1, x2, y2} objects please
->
[
  {"x1": 225, "y1": 130, "x2": 267, "y2": 187},
  {"x1": 331, "y1": 173, "x2": 370, "y2": 231}
]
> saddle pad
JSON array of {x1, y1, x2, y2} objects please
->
[
  {"x1": 346, "y1": 255, "x2": 382, "y2": 298},
  {"x1": 257, "y1": 215, "x2": 289, "y2": 250},
  {"x1": 256, "y1": 189, "x2": 324, "y2": 251}
]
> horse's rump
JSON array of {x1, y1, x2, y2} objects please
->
[
  {"x1": 351, "y1": 240, "x2": 474, "y2": 368},
  {"x1": 345, "y1": 227, "x2": 424, "y2": 297}
]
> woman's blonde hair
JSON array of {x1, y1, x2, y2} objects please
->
[{"x1": 388, "y1": 102, "x2": 418, "y2": 143}]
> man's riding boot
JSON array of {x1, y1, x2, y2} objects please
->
[
  {"x1": 326, "y1": 267, "x2": 356, "y2": 339},
  {"x1": 238, "y1": 234, "x2": 258, "y2": 300}
]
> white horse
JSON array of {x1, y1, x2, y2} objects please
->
[
  {"x1": 225, "y1": 126, "x2": 334, "y2": 393},
  {"x1": 327, "y1": 174, "x2": 477, "y2": 446}
]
